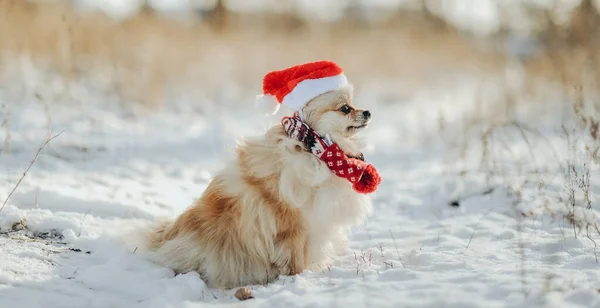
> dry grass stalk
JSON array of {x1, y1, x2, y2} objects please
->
[{"x1": 0, "y1": 130, "x2": 63, "y2": 213}]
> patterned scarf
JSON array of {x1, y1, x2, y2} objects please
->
[{"x1": 281, "y1": 114, "x2": 381, "y2": 194}]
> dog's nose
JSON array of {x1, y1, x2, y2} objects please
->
[{"x1": 362, "y1": 110, "x2": 371, "y2": 119}]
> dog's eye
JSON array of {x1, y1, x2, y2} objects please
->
[{"x1": 339, "y1": 105, "x2": 351, "y2": 114}]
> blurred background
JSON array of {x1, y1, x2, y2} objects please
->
[
  {"x1": 1, "y1": 0, "x2": 599, "y2": 152},
  {"x1": 1, "y1": 0, "x2": 598, "y2": 106}
]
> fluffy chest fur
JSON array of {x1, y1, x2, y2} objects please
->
[
  {"x1": 144, "y1": 125, "x2": 372, "y2": 289},
  {"x1": 225, "y1": 125, "x2": 372, "y2": 268}
]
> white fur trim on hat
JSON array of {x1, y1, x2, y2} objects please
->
[
  {"x1": 281, "y1": 74, "x2": 348, "y2": 111},
  {"x1": 255, "y1": 94, "x2": 281, "y2": 115}
]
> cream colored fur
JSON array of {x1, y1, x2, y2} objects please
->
[{"x1": 140, "y1": 85, "x2": 373, "y2": 289}]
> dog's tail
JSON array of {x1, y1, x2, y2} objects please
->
[
  {"x1": 146, "y1": 218, "x2": 173, "y2": 250},
  {"x1": 120, "y1": 218, "x2": 173, "y2": 253}
]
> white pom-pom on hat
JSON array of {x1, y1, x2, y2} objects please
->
[{"x1": 255, "y1": 94, "x2": 281, "y2": 115}]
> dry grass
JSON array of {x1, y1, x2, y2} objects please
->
[
  {"x1": 0, "y1": 130, "x2": 62, "y2": 214},
  {"x1": 0, "y1": 0, "x2": 507, "y2": 108},
  {"x1": 523, "y1": 0, "x2": 600, "y2": 106}
]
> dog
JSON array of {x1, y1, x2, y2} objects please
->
[{"x1": 142, "y1": 64, "x2": 374, "y2": 290}]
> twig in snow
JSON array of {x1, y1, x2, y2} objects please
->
[
  {"x1": 318, "y1": 264, "x2": 327, "y2": 275},
  {"x1": 0, "y1": 131, "x2": 63, "y2": 213},
  {"x1": 34, "y1": 189, "x2": 39, "y2": 209},
  {"x1": 562, "y1": 126, "x2": 578, "y2": 239},
  {"x1": 511, "y1": 188, "x2": 528, "y2": 298},
  {"x1": 389, "y1": 230, "x2": 406, "y2": 268},
  {"x1": 78, "y1": 209, "x2": 91, "y2": 237},
  {"x1": 586, "y1": 226, "x2": 598, "y2": 264},
  {"x1": 465, "y1": 206, "x2": 500, "y2": 251},
  {"x1": 449, "y1": 187, "x2": 496, "y2": 207}
]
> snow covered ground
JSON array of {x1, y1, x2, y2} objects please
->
[{"x1": 1, "y1": 61, "x2": 600, "y2": 308}]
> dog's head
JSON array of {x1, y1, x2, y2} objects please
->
[{"x1": 300, "y1": 85, "x2": 371, "y2": 157}]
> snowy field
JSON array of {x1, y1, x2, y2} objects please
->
[{"x1": 1, "y1": 59, "x2": 600, "y2": 308}]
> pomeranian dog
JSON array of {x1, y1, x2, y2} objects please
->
[{"x1": 142, "y1": 61, "x2": 376, "y2": 289}]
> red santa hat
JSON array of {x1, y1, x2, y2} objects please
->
[{"x1": 255, "y1": 60, "x2": 349, "y2": 115}]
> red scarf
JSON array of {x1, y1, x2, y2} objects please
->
[{"x1": 281, "y1": 115, "x2": 381, "y2": 194}]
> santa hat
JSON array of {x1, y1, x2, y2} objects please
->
[{"x1": 255, "y1": 60, "x2": 349, "y2": 116}]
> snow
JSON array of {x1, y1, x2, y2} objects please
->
[{"x1": 1, "y1": 59, "x2": 600, "y2": 308}]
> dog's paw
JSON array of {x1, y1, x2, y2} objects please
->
[{"x1": 234, "y1": 287, "x2": 254, "y2": 301}]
